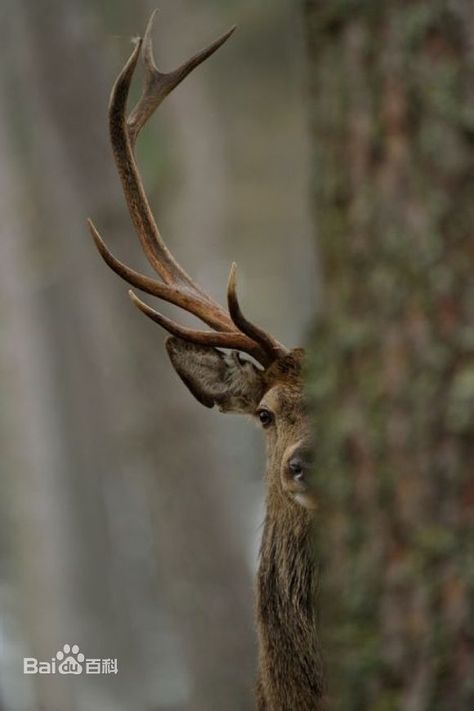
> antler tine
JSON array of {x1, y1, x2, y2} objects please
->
[
  {"x1": 105, "y1": 15, "x2": 241, "y2": 334},
  {"x1": 108, "y1": 10, "x2": 234, "y2": 295},
  {"x1": 109, "y1": 36, "x2": 206, "y2": 290},
  {"x1": 90, "y1": 12, "x2": 288, "y2": 369},
  {"x1": 227, "y1": 264, "x2": 288, "y2": 361},
  {"x1": 89, "y1": 218, "x2": 238, "y2": 330},
  {"x1": 128, "y1": 290, "x2": 268, "y2": 364},
  {"x1": 128, "y1": 10, "x2": 236, "y2": 145}
]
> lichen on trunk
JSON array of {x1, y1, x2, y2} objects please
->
[{"x1": 304, "y1": 1, "x2": 474, "y2": 708}]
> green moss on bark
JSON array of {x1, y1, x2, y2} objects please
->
[{"x1": 304, "y1": 1, "x2": 474, "y2": 708}]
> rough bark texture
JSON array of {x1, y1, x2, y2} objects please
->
[{"x1": 304, "y1": 1, "x2": 474, "y2": 709}]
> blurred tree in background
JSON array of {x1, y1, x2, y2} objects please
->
[{"x1": 304, "y1": 1, "x2": 474, "y2": 709}]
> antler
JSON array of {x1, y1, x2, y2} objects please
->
[{"x1": 89, "y1": 11, "x2": 287, "y2": 367}]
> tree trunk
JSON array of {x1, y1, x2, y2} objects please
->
[{"x1": 304, "y1": 1, "x2": 474, "y2": 709}]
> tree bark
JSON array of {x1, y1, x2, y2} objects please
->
[{"x1": 304, "y1": 1, "x2": 474, "y2": 709}]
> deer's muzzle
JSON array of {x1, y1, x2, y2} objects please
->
[{"x1": 281, "y1": 441, "x2": 317, "y2": 510}]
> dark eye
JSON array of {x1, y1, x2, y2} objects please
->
[{"x1": 257, "y1": 408, "x2": 274, "y2": 428}]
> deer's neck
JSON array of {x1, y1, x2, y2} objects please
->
[{"x1": 256, "y1": 494, "x2": 324, "y2": 710}]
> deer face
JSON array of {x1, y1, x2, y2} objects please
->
[{"x1": 167, "y1": 339, "x2": 316, "y2": 510}]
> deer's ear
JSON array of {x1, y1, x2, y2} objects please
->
[{"x1": 166, "y1": 337, "x2": 265, "y2": 413}]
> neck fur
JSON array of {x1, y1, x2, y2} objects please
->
[{"x1": 256, "y1": 490, "x2": 324, "y2": 710}]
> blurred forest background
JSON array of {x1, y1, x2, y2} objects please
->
[
  {"x1": 0, "y1": 1, "x2": 314, "y2": 710},
  {"x1": 1, "y1": 1, "x2": 473, "y2": 710}
]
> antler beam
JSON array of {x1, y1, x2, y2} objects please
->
[{"x1": 89, "y1": 11, "x2": 287, "y2": 367}]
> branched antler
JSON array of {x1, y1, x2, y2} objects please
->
[{"x1": 89, "y1": 11, "x2": 287, "y2": 367}]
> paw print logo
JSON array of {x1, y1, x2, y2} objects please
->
[{"x1": 56, "y1": 644, "x2": 84, "y2": 675}]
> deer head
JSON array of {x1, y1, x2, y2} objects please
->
[{"x1": 89, "y1": 12, "x2": 316, "y2": 512}]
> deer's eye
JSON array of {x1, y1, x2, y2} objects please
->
[{"x1": 257, "y1": 408, "x2": 274, "y2": 428}]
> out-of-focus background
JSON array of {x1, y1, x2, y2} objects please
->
[{"x1": 0, "y1": 1, "x2": 315, "y2": 710}]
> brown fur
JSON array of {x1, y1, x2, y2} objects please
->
[
  {"x1": 255, "y1": 351, "x2": 324, "y2": 710},
  {"x1": 167, "y1": 340, "x2": 324, "y2": 709}
]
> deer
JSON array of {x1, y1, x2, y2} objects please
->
[{"x1": 89, "y1": 12, "x2": 324, "y2": 710}]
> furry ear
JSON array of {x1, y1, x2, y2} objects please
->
[{"x1": 166, "y1": 337, "x2": 266, "y2": 413}]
